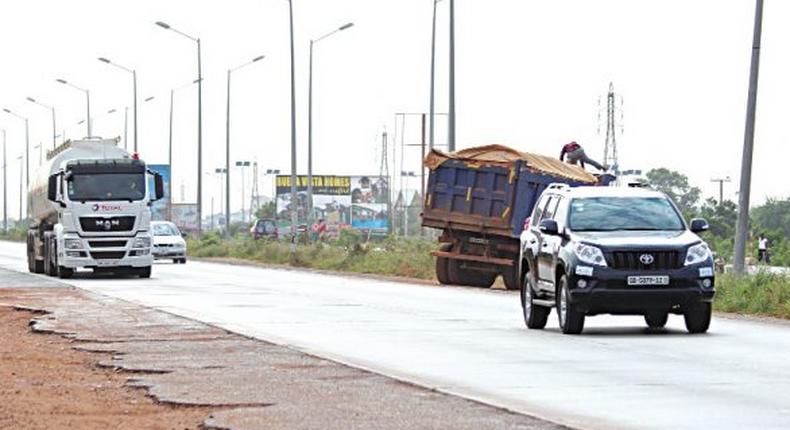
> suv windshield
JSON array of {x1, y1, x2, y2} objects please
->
[
  {"x1": 153, "y1": 223, "x2": 179, "y2": 236},
  {"x1": 67, "y1": 173, "x2": 146, "y2": 202},
  {"x1": 569, "y1": 197, "x2": 684, "y2": 232}
]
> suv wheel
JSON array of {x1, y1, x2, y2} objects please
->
[
  {"x1": 521, "y1": 271, "x2": 549, "y2": 329},
  {"x1": 684, "y1": 302, "x2": 711, "y2": 334},
  {"x1": 644, "y1": 312, "x2": 669, "y2": 329},
  {"x1": 556, "y1": 275, "x2": 585, "y2": 334}
]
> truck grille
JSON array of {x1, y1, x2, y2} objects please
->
[
  {"x1": 606, "y1": 251, "x2": 683, "y2": 270},
  {"x1": 88, "y1": 240, "x2": 128, "y2": 248},
  {"x1": 79, "y1": 216, "x2": 135, "y2": 232},
  {"x1": 90, "y1": 251, "x2": 127, "y2": 260}
]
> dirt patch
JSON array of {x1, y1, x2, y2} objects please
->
[{"x1": 0, "y1": 305, "x2": 211, "y2": 430}]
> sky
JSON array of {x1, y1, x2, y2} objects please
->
[{"x1": 0, "y1": 0, "x2": 788, "y2": 220}]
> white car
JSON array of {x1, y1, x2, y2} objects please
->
[{"x1": 151, "y1": 221, "x2": 187, "y2": 264}]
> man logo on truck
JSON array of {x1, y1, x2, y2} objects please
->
[{"x1": 95, "y1": 219, "x2": 120, "y2": 231}]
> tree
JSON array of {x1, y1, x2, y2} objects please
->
[
  {"x1": 751, "y1": 198, "x2": 790, "y2": 239},
  {"x1": 255, "y1": 201, "x2": 276, "y2": 220},
  {"x1": 645, "y1": 168, "x2": 701, "y2": 218}
]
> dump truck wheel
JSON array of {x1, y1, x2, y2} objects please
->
[{"x1": 435, "y1": 244, "x2": 452, "y2": 285}]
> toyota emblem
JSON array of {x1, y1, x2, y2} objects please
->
[{"x1": 640, "y1": 254, "x2": 654, "y2": 265}]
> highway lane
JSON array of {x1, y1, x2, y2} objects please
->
[{"x1": 1, "y1": 240, "x2": 789, "y2": 430}]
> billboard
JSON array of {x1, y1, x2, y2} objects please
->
[
  {"x1": 275, "y1": 175, "x2": 389, "y2": 232},
  {"x1": 147, "y1": 164, "x2": 171, "y2": 221},
  {"x1": 171, "y1": 203, "x2": 199, "y2": 232}
]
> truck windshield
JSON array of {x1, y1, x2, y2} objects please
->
[
  {"x1": 67, "y1": 173, "x2": 146, "y2": 202},
  {"x1": 569, "y1": 197, "x2": 684, "y2": 232}
]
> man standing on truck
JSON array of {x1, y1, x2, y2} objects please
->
[{"x1": 560, "y1": 141, "x2": 607, "y2": 171}]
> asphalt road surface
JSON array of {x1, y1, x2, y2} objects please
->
[{"x1": 1, "y1": 241, "x2": 789, "y2": 430}]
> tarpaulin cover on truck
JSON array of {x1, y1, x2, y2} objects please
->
[{"x1": 424, "y1": 144, "x2": 598, "y2": 184}]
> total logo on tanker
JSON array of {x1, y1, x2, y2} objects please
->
[{"x1": 91, "y1": 204, "x2": 124, "y2": 212}]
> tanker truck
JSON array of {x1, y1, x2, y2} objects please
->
[{"x1": 25, "y1": 137, "x2": 164, "y2": 278}]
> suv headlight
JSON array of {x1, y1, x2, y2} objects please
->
[
  {"x1": 573, "y1": 242, "x2": 608, "y2": 267},
  {"x1": 685, "y1": 242, "x2": 712, "y2": 266},
  {"x1": 132, "y1": 237, "x2": 151, "y2": 248},
  {"x1": 64, "y1": 238, "x2": 83, "y2": 250}
]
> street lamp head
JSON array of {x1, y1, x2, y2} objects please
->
[
  {"x1": 2, "y1": 108, "x2": 11, "y2": 114},
  {"x1": 155, "y1": 21, "x2": 171, "y2": 29},
  {"x1": 339, "y1": 23, "x2": 354, "y2": 31},
  {"x1": 98, "y1": 57, "x2": 111, "y2": 64},
  {"x1": 108, "y1": 109, "x2": 116, "y2": 114},
  {"x1": 56, "y1": 79, "x2": 67, "y2": 85},
  {"x1": 252, "y1": 55, "x2": 265, "y2": 63},
  {"x1": 144, "y1": 96, "x2": 155, "y2": 102},
  {"x1": 26, "y1": 97, "x2": 36, "y2": 103}
]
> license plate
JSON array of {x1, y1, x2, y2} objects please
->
[
  {"x1": 627, "y1": 275, "x2": 669, "y2": 286},
  {"x1": 96, "y1": 260, "x2": 120, "y2": 267}
]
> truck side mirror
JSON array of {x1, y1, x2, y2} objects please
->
[
  {"x1": 154, "y1": 173, "x2": 165, "y2": 201},
  {"x1": 47, "y1": 174, "x2": 58, "y2": 202}
]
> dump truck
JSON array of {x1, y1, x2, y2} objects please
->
[
  {"x1": 422, "y1": 144, "x2": 613, "y2": 290},
  {"x1": 25, "y1": 138, "x2": 164, "y2": 278}
]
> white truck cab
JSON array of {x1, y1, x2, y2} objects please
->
[{"x1": 26, "y1": 138, "x2": 164, "y2": 278}]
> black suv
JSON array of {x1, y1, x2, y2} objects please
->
[{"x1": 519, "y1": 184, "x2": 715, "y2": 334}]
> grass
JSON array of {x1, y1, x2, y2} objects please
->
[
  {"x1": 0, "y1": 228, "x2": 26, "y2": 242},
  {"x1": 715, "y1": 271, "x2": 790, "y2": 319},
  {"x1": 188, "y1": 231, "x2": 437, "y2": 281}
]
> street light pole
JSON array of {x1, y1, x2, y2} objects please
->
[
  {"x1": 56, "y1": 79, "x2": 91, "y2": 137},
  {"x1": 2, "y1": 129, "x2": 6, "y2": 231},
  {"x1": 225, "y1": 55, "x2": 265, "y2": 238},
  {"x1": 307, "y1": 22, "x2": 354, "y2": 227},
  {"x1": 26, "y1": 97, "x2": 57, "y2": 149},
  {"x1": 3, "y1": 109, "x2": 29, "y2": 192},
  {"x1": 17, "y1": 154, "x2": 23, "y2": 222},
  {"x1": 447, "y1": 0, "x2": 456, "y2": 152},
  {"x1": 156, "y1": 20, "x2": 203, "y2": 236},
  {"x1": 287, "y1": 0, "x2": 298, "y2": 251},
  {"x1": 429, "y1": 0, "x2": 441, "y2": 151},
  {"x1": 98, "y1": 58, "x2": 138, "y2": 153},
  {"x1": 733, "y1": 0, "x2": 764, "y2": 275}
]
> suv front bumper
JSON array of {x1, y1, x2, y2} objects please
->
[{"x1": 568, "y1": 264, "x2": 715, "y2": 315}]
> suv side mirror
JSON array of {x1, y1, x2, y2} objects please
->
[
  {"x1": 154, "y1": 173, "x2": 165, "y2": 201},
  {"x1": 690, "y1": 218, "x2": 709, "y2": 233},
  {"x1": 539, "y1": 219, "x2": 560, "y2": 236}
]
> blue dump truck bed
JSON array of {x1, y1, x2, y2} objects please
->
[{"x1": 421, "y1": 144, "x2": 612, "y2": 290}]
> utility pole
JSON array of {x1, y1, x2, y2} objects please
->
[
  {"x1": 379, "y1": 130, "x2": 391, "y2": 235},
  {"x1": 601, "y1": 82, "x2": 623, "y2": 172},
  {"x1": 711, "y1": 177, "x2": 732, "y2": 205},
  {"x1": 2, "y1": 130, "x2": 7, "y2": 232},
  {"x1": 447, "y1": 0, "x2": 456, "y2": 152},
  {"x1": 734, "y1": 0, "x2": 764, "y2": 275},
  {"x1": 429, "y1": 0, "x2": 440, "y2": 151}
]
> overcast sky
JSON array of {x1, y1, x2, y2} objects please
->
[{"x1": 0, "y1": 0, "x2": 787, "y2": 219}]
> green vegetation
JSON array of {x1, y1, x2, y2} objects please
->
[
  {"x1": 0, "y1": 228, "x2": 26, "y2": 242},
  {"x1": 715, "y1": 272, "x2": 790, "y2": 319},
  {"x1": 188, "y1": 230, "x2": 437, "y2": 280},
  {"x1": 645, "y1": 168, "x2": 790, "y2": 267}
]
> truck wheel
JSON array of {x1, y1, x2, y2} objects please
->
[
  {"x1": 644, "y1": 312, "x2": 669, "y2": 329},
  {"x1": 684, "y1": 303, "x2": 711, "y2": 334},
  {"x1": 33, "y1": 260, "x2": 45, "y2": 274},
  {"x1": 58, "y1": 266, "x2": 74, "y2": 279},
  {"x1": 435, "y1": 244, "x2": 452, "y2": 285},
  {"x1": 522, "y1": 272, "x2": 549, "y2": 329},
  {"x1": 136, "y1": 266, "x2": 152, "y2": 279},
  {"x1": 557, "y1": 275, "x2": 585, "y2": 334},
  {"x1": 502, "y1": 266, "x2": 520, "y2": 291},
  {"x1": 462, "y1": 270, "x2": 496, "y2": 288}
]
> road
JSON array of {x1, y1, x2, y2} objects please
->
[{"x1": 1, "y1": 240, "x2": 789, "y2": 430}]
